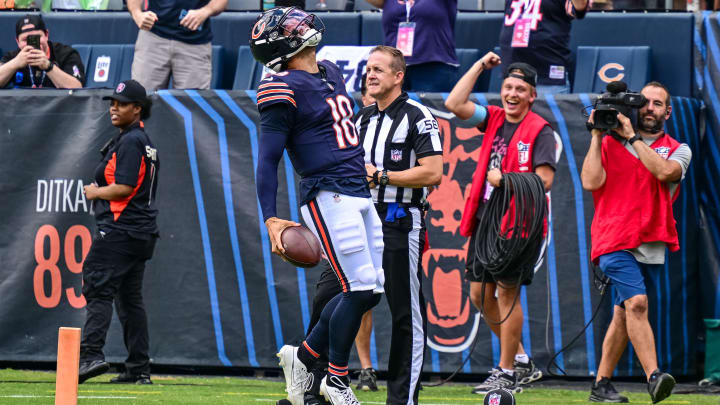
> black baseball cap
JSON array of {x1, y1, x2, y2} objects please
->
[
  {"x1": 16, "y1": 14, "x2": 47, "y2": 37},
  {"x1": 504, "y1": 62, "x2": 538, "y2": 88},
  {"x1": 484, "y1": 388, "x2": 516, "y2": 405},
  {"x1": 103, "y1": 80, "x2": 149, "y2": 104}
]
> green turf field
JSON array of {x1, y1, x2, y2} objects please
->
[{"x1": 0, "y1": 369, "x2": 717, "y2": 405}]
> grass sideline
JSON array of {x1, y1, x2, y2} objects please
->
[{"x1": 0, "y1": 369, "x2": 716, "y2": 405}]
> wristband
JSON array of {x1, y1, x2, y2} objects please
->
[
  {"x1": 42, "y1": 61, "x2": 55, "y2": 72},
  {"x1": 628, "y1": 134, "x2": 642, "y2": 145},
  {"x1": 379, "y1": 169, "x2": 389, "y2": 186},
  {"x1": 372, "y1": 170, "x2": 380, "y2": 185}
]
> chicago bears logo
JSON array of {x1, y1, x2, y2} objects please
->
[
  {"x1": 517, "y1": 141, "x2": 530, "y2": 164},
  {"x1": 597, "y1": 62, "x2": 625, "y2": 83},
  {"x1": 423, "y1": 118, "x2": 484, "y2": 353},
  {"x1": 251, "y1": 20, "x2": 266, "y2": 40},
  {"x1": 488, "y1": 393, "x2": 502, "y2": 405},
  {"x1": 654, "y1": 146, "x2": 670, "y2": 159},
  {"x1": 115, "y1": 83, "x2": 125, "y2": 93}
]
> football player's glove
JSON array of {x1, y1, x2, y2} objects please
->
[{"x1": 249, "y1": 7, "x2": 324, "y2": 72}]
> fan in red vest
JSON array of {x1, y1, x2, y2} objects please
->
[
  {"x1": 445, "y1": 52, "x2": 556, "y2": 395},
  {"x1": 581, "y1": 82, "x2": 691, "y2": 404}
]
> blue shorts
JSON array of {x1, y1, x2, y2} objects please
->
[{"x1": 598, "y1": 251, "x2": 662, "y2": 307}]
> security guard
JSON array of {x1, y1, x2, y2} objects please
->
[
  {"x1": 356, "y1": 45, "x2": 443, "y2": 405},
  {"x1": 78, "y1": 79, "x2": 159, "y2": 385}
]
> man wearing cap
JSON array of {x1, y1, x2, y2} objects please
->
[
  {"x1": 0, "y1": 14, "x2": 84, "y2": 89},
  {"x1": 445, "y1": 52, "x2": 556, "y2": 394},
  {"x1": 78, "y1": 79, "x2": 159, "y2": 385}
]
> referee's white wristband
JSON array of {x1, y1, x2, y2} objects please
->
[{"x1": 464, "y1": 103, "x2": 487, "y2": 127}]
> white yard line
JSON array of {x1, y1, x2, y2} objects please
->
[{"x1": 0, "y1": 395, "x2": 136, "y2": 399}]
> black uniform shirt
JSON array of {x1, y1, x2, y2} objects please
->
[
  {"x1": 1, "y1": 41, "x2": 85, "y2": 88},
  {"x1": 93, "y1": 122, "x2": 159, "y2": 235}
]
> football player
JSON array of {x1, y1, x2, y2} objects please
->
[{"x1": 250, "y1": 7, "x2": 385, "y2": 405}]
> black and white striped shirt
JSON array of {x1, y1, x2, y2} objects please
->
[{"x1": 355, "y1": 93, "x2": 443, "y2": 205}]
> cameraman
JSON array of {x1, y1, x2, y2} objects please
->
[{"x1": 581, "y1": 82, "x2": 691, "y2": 404}]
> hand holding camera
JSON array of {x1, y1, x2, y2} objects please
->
[
  {"x1": 587, "y1": 109, "x2": 635, "y2": 141},
  {"x1": 587, "y1": 81, "x2": 647, "y2": 130}
]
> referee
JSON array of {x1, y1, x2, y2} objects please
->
[{"x1": 357, "y1": 45, "x2": 443, "y2": 405}]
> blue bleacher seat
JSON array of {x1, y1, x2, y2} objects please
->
[
  {"x1": 573, "y1": 46, "x2": 651, "y2": 93},
  {"x1": 78, "y1": 44, "x2": 134, "y2": 88},
  {"x1": 354, "y1": 0, "x2": 379, "y2": 10},
  {"x1": 226, "y1": 0, "x2": 261, "y2": 10},
  {"x1": 211, "y1": 45, "x2": 224, "y2": 89},
  {"x1": 233, "y1": 45, "x2": 266, "y2": 90},
  {"x1": 458, "y1": 0, "x2": 481, "y2": 11},
  {"x1": 455, "y1": 48, "x2": 486, "y2": 92},
  {"x1": 71, "y1": 45, "x2": 92, "y2": 76},
  {"x1": 488, "y1": 47, "x2": 502, "y2": 93}
]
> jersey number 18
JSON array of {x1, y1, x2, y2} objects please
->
[{"x1": 326, "y1": 95, "x2": 359, "y2": 149}]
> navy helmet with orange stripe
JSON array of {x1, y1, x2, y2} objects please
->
[{"x1": 249, "y1": 7, "x2": 324, "y2": 72}]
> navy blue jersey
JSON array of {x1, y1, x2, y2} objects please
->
[
  {"x1": 499, "y1": 0, "x2": 588, "y2": 86},
  {"x1": 93, "y1": 122, "x2": 159, "y2": 235},
  {"x1": 149, "y1": 0, "x2": 212, "y2": 44},
  {"x1": 256, "y1": 60, "x2": 369, "y2": 221}
]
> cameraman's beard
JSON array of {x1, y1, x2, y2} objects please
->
[{"x1": 638, "y1": 113, "x2": 665, "y2": 134}]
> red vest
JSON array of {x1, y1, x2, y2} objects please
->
[
  {"x1": 459, "y1": 106, "x2": 550, "y2": 237},
  {"x1": 590, "y1": 133, "x2": 681, "y2": 262}
]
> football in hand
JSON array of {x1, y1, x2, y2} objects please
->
[{"x1": 280, "y1": 225, "x2": 323, "y2": 268}]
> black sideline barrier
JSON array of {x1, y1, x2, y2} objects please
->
[{"x1": 0, "y1": 90, "x2": 705, "y2": 377}]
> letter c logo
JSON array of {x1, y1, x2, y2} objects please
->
[
  {"x1": 597, "y1": 63, "x2": 625, "y2": 83},
  {"x1": 251, "y1": 21, "x2": 266, "y2": 40}
]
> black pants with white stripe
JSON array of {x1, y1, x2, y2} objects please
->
[{"x1": 376, "y1": 204, "x2": 427, "y2": 405}]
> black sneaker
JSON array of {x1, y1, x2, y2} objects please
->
[
  {"x1": 78, "y1": 360, "x2": 110, "y2": 384},
  {"x1": 471, "y1": 368, "x2": 521, "y2": 395},
  {"x1": 110, "y1": 372, "x2": 152, "y2": 385},
  {"x1": 589, "y1": 377, "x2": 629, "y2": 403},
  {"x1": 356, "y1": 368, "x2": 378, "y2": 392},
  {"x1": 648, "y1": 369, "x2": 675, "y2": 404},
  {"x1": 513, "y1": 358, "x2": 542, "y2": 385}
]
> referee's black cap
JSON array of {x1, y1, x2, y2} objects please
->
[
  {"x1": 504, "y1": 62, "x2": 538, "y2": 88},
  {"x1": 103, "y1": 80, "x2": 149, "y2": 104},
  {"x1": 484, "y1": 388, "x2": 516, "y2": 405}
]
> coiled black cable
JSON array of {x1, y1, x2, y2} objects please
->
[{"x1": 474, "y1": 172, "x2": 548, "y2": 286}]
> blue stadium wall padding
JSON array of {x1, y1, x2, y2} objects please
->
[
  {"x1": 573, "y1": 46, "x2": 650, "y2": 93},
  {"x1": 693, "y1": 12, "x2": 720, "y2": 321},
  {"x1": 0, "y1": 11, "x2": 696, "y2": 95},
  {"x1": 0, "y1": 90, "x2": 705, "y2": 378}
]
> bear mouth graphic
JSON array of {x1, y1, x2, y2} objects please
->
[{"x1": 423, "y1": 248, "x2": 481, "y2": 352}]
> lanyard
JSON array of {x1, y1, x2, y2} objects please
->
[
  {"x1": 405, "y1": 0, "x2": 414, "y2": 22},
  {"x1": 28, "y1": 66, "x2": 46, "y2": 89}
]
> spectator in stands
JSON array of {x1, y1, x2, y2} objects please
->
[
  {"x1": 0, "y1": 14, "x2": 84, "y2": 89},
  {"x1": 366, "y1": 0, "x2": 458, "y2": 92},
  {"x1": 499, "y1": 0, "x2": 590, "y2": 93},
  {"x1": 128, "y1": 0, "x2": 227, "y2": 90}
]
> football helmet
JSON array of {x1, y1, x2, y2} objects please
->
[{"x1": 249, "y1": 7, "x2": 325, "y2": 72}]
